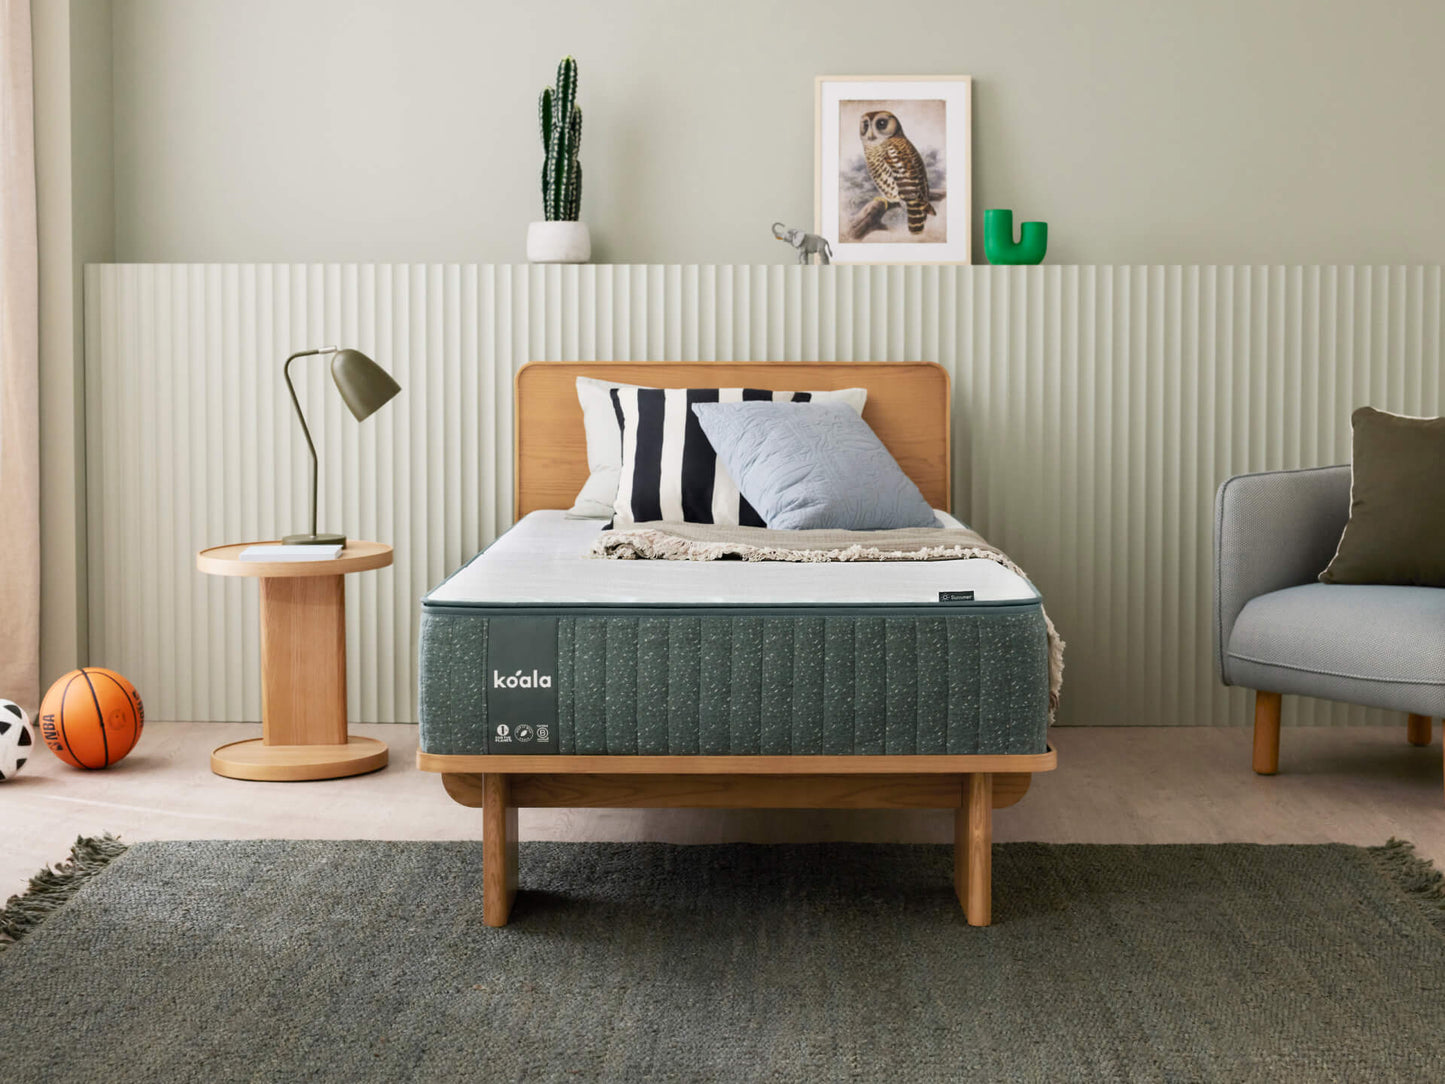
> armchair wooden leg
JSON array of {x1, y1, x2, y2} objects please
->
[
  {"x1": 1407, "y1": 714, "x2": 1432, "y2": 747},
  {"x1": 482, "y1": 774, "x2": 518, "y2": 927},
  {"x1": 954, "y1": 773, "x2": 993, "y2": 926},
  {"x1": 1252, "y1": 691, "x2": 1282, "y2": 775}
]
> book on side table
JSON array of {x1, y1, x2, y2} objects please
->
[{"x1": 239, "y1": 544, "x2": 343, "y2": 562}]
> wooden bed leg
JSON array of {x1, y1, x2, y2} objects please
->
[
  {"x1": 482, "y1": 774, "x2": 518, "y2": 927},
  {"x1": 955, "y1": 773, "x2": 993, "y2": 927},
  {"x1": 1252, "y1": 691, "x2": 1282, "y2": 775},
  {"x1": 1407, "y1": 714, "x2": 1432, "y2": 747}
]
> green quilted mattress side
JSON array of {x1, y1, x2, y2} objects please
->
[{"x1": 418, "y1": 610, "x2": 1049, "y2": 756}]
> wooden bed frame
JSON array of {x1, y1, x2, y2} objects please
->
[{"x1": 418, "y1": 361, "x2": 1057, "y2": 927}]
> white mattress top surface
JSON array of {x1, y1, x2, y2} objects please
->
[{"x1": 426, "y1": 511, "x2": 1039, "y2": 607}]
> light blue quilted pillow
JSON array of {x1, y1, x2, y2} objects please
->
[{"x1": 690, "y1": 399, "x2": 938, "y2": 530}]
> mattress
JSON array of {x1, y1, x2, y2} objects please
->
[{"x1": 419, "y1": 511, "x2": 1050, "y2": 757}]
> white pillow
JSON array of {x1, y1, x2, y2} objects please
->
[
  {"x1": 568, "y1": 377, "x2": 651, "y2": 518},
  {"x1": 569, "y1": 377, "x2": 868, "y2": 520}
]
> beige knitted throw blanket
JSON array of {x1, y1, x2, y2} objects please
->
[{"x1": 591, "y1": 521, "x2": 1064, "y2": 717}]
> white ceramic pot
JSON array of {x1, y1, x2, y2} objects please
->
[{"x1": 527, "y1": 221, "x2": 592, "y2": 263}]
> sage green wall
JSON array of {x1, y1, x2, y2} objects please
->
[{"x1": 110, "y1": 0, "x2": 1444, "y2": 265}]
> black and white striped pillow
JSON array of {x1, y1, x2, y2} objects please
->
[{"x1": 609, "y1": 386, "x2": 867, "y2": 526}]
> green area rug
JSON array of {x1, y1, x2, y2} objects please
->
[{"x1": 2, "y1": 838, "x2": 1444, "y2": 1082}]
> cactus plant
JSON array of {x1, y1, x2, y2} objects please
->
[{"x1": 539, "y1": 57, "x2": 582, "y2": 221}]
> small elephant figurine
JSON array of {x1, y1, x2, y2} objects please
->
[{"x1": 772, "y1": 222, "x2": 832, "y2": 265}]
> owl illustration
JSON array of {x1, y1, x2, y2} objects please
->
[{"x1": 859, "y1": 110, "x2": 935, "y2": 234}]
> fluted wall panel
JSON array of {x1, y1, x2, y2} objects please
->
[{"x1": 84, "y1": 264, "x2": 1443, "y2": 726}]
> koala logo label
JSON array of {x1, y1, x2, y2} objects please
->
[{"x1": 492, "y1": 669, "x2": 553, "y2": 690}]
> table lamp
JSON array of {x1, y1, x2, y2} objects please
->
[{"x1": 283, "y1": 346, "x2": 401, "y2": 545}]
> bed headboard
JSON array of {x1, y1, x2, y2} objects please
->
[{"x1": 513, "y1": 361, "x2": 951, "y2": 519}]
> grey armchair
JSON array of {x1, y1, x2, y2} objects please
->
[{"x1": 1214, "y1": 465, "x2": 1445, "y2": 792}]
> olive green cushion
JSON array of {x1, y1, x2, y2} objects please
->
[{"x1": 1319, "y1": 407, "x2": 1445, "y2": 587}]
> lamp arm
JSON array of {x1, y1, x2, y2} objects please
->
[{"x1": 283, "y1": 348, "x2": 333, "y2": 539}]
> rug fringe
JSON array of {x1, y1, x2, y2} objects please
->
[
  {"x1": 0, "y1": 834, "x2": 129, "y2": 950},
  {"x1": 1367, "y1": 838, "x2": 1445, "y2": 934}
]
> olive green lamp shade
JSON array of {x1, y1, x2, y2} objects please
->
[
  {"x1": 282, "y1": 346, "x2": 401, "y2": 546},
  {"x1": 331, "y1": 349, "x2": 401, "y2": 422}
]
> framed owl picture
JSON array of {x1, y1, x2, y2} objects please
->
[{"x1": 815, "y1": 76, "x2": 973, "y2": 264}]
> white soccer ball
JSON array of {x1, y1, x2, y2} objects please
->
[{"x1": 0, "y1": 699, "x2": 36, "y2": 781}]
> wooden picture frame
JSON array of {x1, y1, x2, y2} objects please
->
[{"x1": 815, "y1": 75, "x2": 973, "y2": 264}]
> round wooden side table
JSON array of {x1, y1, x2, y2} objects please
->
[{"x1": 196, "y1": 540, "x2": 393, "y2": 781}]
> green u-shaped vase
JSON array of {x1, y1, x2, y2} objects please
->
[{"x1": 984, "y1": 209, "x2": 1048, "y2": 265}]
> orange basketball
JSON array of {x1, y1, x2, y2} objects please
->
[{"x1": 38, "y1": 668, "x2": 144, "y2": 770}]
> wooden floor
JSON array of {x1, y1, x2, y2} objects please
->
[{"x1": 3, "y1": 721, "x2": 1442, "y2": 900}]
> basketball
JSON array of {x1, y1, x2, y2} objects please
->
[{"x1": 38, "y1": 668, "x2": 145, "y2": 770}]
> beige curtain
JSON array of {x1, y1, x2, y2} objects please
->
[{"x1": 0, "y1": 0, "x2": 39, "y2": 711}]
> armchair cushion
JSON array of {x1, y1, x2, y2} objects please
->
[
  {"x1": 1225, "y1": 582, "x2": 1445, "y2": 717},
  {"x1": 1213, "y1": 466, "x2": 1351, "y2": 681},
  {"x1": 1319, "y1": 407, "x2": 1445, "y2": 587}
]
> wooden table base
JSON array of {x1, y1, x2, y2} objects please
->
[
  {"x1": 210, "y1": 575, "x2": 389, "y2": 780},
  {"x1": 259, "y1": 575, "x2": 348, "y2": 744},
  {"x1": 211, "y1": 737, "x2": 389, "y2": 782}
]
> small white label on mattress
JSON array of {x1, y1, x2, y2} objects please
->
[{"x1": 426, "y1": 511, "x2": 1040, "y2": 607}]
